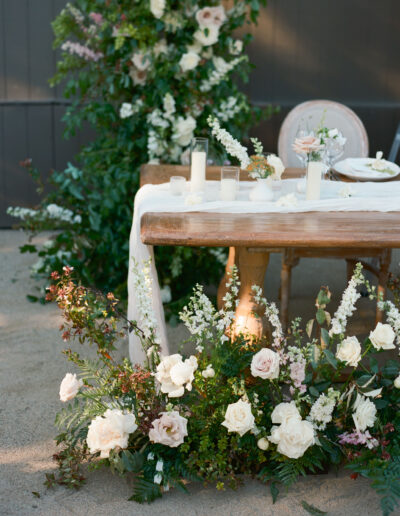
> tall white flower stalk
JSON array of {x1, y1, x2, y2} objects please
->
[
  {"x1": 377, "y1": 299, "x2": 400, "y2": 348},
  {"x1": 252, "y1": 285, "x2": 284, "y2": 348},
  {"x1": 130, "y1": 258, "x2": 161, "y2": 353},
  {"x1": 207, "y1": 116, "x2": 250, "y2": 169},
  {"x1": 329, "y1": 263, "x2": 365, "y2": 336}
]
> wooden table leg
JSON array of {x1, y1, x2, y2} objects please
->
[{"x1": 233, "y1": 247, "x2": 269, "y2": 339}]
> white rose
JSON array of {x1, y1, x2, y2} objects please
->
[
  {"x1": 196, "y1": 6, "x2": 226, "y2": 28},
  {"x1": 119, "y1": 102, "x2": 133, "y2": 119},
  {"x1": 369, "y1": 323, "x2": 396, "y2": 350},
  {"x1": 59, "y1": 373, "x2": 83, "y2": 402},
  {"x1": 271, "y1": 401, "x2": 301, "y2": 425},
  {"x1": 155, "y1": 354, "x2": 198, "y2": 397},
  {"x1": 131, "y1": 52, "x2": 150, "y2": 71},
  {"x1": 149, "y1": 411, "x2": 188, "y2": 447},
  {"x1": 130, "y1": 68, "x2": 147, "y2": 86},
  {"x1": 221, "y1": 399, "x2": 255, "y2": 436},
  {"x1": 352, "y1": 394, "x2": 377, "y2": 431},
  {"x1": 194, "y1": 25, "x2": 219, "y2": 46},
  {"x1": 257, "y1": 437, "x2": 269, "y2": 451},
  {"x1": 179, "y1": 52, "x2": 200, "y2": 72},
  {"x1": 212, "y1": 56, "x2": 230, "y2": 74},
  {"x1": 86, "y1": 409, "x2": 137, "y2": 458},
  {"x1": 266, "y1": 154, "x2": 285, "y2": 180},
  {"x1": 269, "y1": 417, "x2": 315, "y2": 459},
  {"x1": 251, "y1": 348, "x2": 280, "y2": 380},
  {"x1": 229, "y1": 39, "x2": 243, "y2": 55},
  {"x1": 202, "y1": 364, "x2": 215, "y2": 378},
  {"x1": 150, "y1": 0, "x2": 165, "y2": 19},
  {"x1": 172, "y1": 115, "x2": 196, "y2": 147},
  {"x1": 394, "y1": 374, "x2": 400, "y2": 389},
  {"x1": 336, "y1": 336, "x2": 361, "y2": 367}
]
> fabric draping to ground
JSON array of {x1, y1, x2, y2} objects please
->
[{"x1": 1, "y1": 229, "x2": 398, "y2": 516}]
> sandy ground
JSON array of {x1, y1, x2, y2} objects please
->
[{"x1": 1, "y1": 229, "x2": 399, "y2": 516}]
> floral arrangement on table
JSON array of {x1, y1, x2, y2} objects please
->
[
  {"x1": 47, "y1": 262, "x2": 400, "y2": 515},
  {"x1": 369, "y1": 152, "x2": 396, "y2": 175},
  {"x1": 7, "y1": 0, "x2": 272, "y2": 316},
  {"x1": 207, "y1": 116, "x2": 285, "y2": 180}
]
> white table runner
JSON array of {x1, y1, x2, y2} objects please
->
[{"x1": 128, "y1": 178, "x2": 400, "y2": 364}]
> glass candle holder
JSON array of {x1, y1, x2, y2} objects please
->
[
  {"x1": 220, "y1": 166, "x2": 239, "y2": 201},
  {"x1": 170, "y1": 176, "x2": 186, "y2": 196},
  {"x1": 190, "y1": 137, "x2": 208, "y2": 192}
]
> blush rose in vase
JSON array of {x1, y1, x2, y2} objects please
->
[{"x1": 292, "y1": 135, "x2": 326, "y2": 200}]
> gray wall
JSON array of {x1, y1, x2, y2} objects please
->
[{"x1": 1, "y1": 0, "x2": 400, "y2": 226}]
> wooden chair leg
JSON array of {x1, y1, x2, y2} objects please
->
[{"x1": 376, "y1": 249, "x2": 392, "y2": 323}]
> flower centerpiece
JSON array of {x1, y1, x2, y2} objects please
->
[
  {"x1": 46, "y1": 262, "x2": 400, "y2": 515},
  {"x1": 207, "y1": 116, "x2": 284, "y2": 201}
]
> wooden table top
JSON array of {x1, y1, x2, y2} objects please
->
[{"x1": 140, "y1": 166, "x2": 400, "y2": 249}]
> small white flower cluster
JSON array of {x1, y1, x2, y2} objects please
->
[
  {"x1": 276, "y1": 193, "x2": 298, "y2": 208},
  {"x1": 200, "y1": 56, "x2": 246, "y2": 92},
  {"x1": 155, "y1": 354, "x2": 198, "y2": 397},
  {"x1": 119, "y1": 99, "x2": 143, "y2": 119},
  {"x1": 130, "y1": 258, "x2": 161, "y2": 346},
  {"x1": 61, "y1": 41, "x2": 103, "y2": 62},
  {"x1": 214, "y1": 96, "x2": 248, "y2": 122},
  {"x1": 252, "y1": 285, "x2": 284, "y2": 345},
  {"x1": 378, "y1": 299, "x2": 400, "y2": 348},
  {"x1": 207, "y1": 116, "x2": 250, "y2": 169},
  {"x1": 330, "y1": 263, "x2": 364, "y2": 336},
  {"x1": 7, "y1": 204, "x2": 81, "y2": 224},
  {"x1": 216, "y1": 267, "x2": 240, "y2": 340},
  {"x1": 308, "y1": 388, "x2": 339, "y2": 430}
]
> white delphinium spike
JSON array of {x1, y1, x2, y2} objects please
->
[
  {"x1": 207, "y1": 116, "x2": 250, "y2": 169},
  {"x1": 252, "y1": 285, "x2": 284, "y2": 345},
  {"x1": 130, "y1": 258, "x2": 161, "y2": 347},
  {"x1": 216, "y1": 265, "x2": 240, "y2": 340},
  {"x1": 329, "y1": 263, "x2": 364, "y2": 336}
]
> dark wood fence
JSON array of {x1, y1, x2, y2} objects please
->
[{"x1": 1, "y1": 0, "x2": 400, "y2": 226}]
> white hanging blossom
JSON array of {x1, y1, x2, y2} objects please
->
[
  {"x1": 200, "y1": 56, "x2": 246, "y2": 92},
  {"x1": 130, "y1": 258, "x2": 161, "y2": 346},
  {"x1": 252, "y1": 285, "x2": 284, "y2": 347},
  {"x1": 207, "y1": 116, "x2": 250, "y2": 169},
  {"x1": 215, "y1": 266, "x2": 240, "y2": 340},
  {"x1": 377, "y1": 299, "x2": 400, "y2": 347},
  {"x1": 7, "y1": 204, "x2": 81, "y2": 224},
  {"x1": 329, "y1": 263, "x2": 364, "y2": 336},
  {"x1": 119, "y1": 99, "x2": 143, "y2": 119},
  {"x1": 214, "y1": 96, "x2": 248, "y2": 122},
  {"x1": 308, "y1": 388, "x2": 339, "y2": 430}
]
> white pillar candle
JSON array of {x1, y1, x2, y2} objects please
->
[
  {"x1": 306, "y1": 161, "x2": 324, "y2": 200},
  {"x1": 220, "y1": 178, "x2": 237, "y2": 201},
  {"x1": 190, "y1": 151, "x2": 206, "y2": 192}
]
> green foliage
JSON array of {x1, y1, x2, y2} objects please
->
[{"x1": 9, "y1": 0, "x2": 274, "y2": 310}]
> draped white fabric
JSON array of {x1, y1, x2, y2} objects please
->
[{"x1": 128, "y1": 178, "x2": 400, "y2": 364}]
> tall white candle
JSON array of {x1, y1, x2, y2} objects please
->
[
  {"x1": 220, "y1": 178, "x2": 237, "y2": 201},
  {"x1": 306, "y1": 161, "x2": 324, "y2": 200},
  {"x1": 190, "y1": 151, "x2": 206, "y2": 192}
]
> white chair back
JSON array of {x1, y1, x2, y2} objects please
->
[{"x1": 278, "y1": 100, "x2": 369, "y2": 167}]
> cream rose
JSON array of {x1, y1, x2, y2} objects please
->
[
  {"x1": 131, "y1": 52, "x2": 151, "y2": 71},
  {"x1": 269, "y1": 417, "x2": 315, "y2": 459},
  {"x1": 336, "y1": 336, "x2": 362, "y2": 367},
  {"x1": 196, "y1": 6, "x2": 226, "y2": 28},
  {"x1": 202, "y1": 364, "x2": 215, "y2": 378},
  {"x1": 257, "y1": 437, "x2": 269, "y2": 451},
  {"x1": 194, "y1": 25, "x2": 219, "y2": 46},
  {"x1": 221, "y1": 399, "x2": 255, "y2": 436},
  {"x1": 155, "y1": 354, "x2": 198, "y2": 397},
  {"x1": 352, "y1": 394, "x2": 377, "y2": 431},
  {"x1": 271, "y1": 401, "x2": 301, "y2": 425},
  {"x1": 172, "y1": 115, "x2": 196, "y2": 146},
  {"x1": 59, "y1": 373, "x2": 83, "y2": 402},
  {"x1": 267, "y1": 154, "x2": 285, "y2": 180},
  {"x1": 130, "y1": 68, "x2": 147, "y2": 86},
  {"x1": 86, "y1": 409, "x2": 137, "y2": 458},
  {"x1": 369, "y1": 323, "x2": 396, "y2": 350},
  {"x1": 292, "y1": 135, "x2": 323, "y2": 155},
  {"x1": 149, "y1": 411, "x2": 188, "y2": 448},
  {"x1": 179, "y1": 52, "x2": 200, "y2": 72},
  {"x1": 251, "y1": 348, "x2": 280, "y2": 380},
  {"x1": 150, "y1": 0, "x2": 165, "y2": 19},
  {"x1": 394, "y1": 374, "x2": 400, "y2": 389}
]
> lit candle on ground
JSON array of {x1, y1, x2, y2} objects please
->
[
  {"x1": 220, "y1": 178, "x2": 237, "y2": 201},
  {"x1": 306, "y1": 162, "x2": 324, "y2": 200},
  {"x1": 190, "y1": 151, "x2": 206, "y2": 192}
]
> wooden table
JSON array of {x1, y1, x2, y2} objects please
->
[{"x1": 140, "y1": 165, "x2": 400, "y2": 337}]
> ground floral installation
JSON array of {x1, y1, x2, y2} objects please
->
[
  {"x1": 7, "y1": 0, "x2": 273, "y2": 313},
  {"x1": 46, "y1": 263, "x2": 400, "y2": 515}
]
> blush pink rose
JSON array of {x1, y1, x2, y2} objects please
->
[
  {"x1": 292, "y1": 135, "x2": 323, "y2": 154},
  {"x1": 149, "y1": 411, "x2": 188, "y2": 448},
  {"x1": 196, "y1": 5, "x2": 226, "y2": 28},
  {"x1": 251, "y1": 348, "x2": 280, "y2": 380}
]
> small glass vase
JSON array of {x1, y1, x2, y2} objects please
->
[
  {"x1": 249, "y1": 177, "x2": 274, "y2": 202},
  {"x1": 306, "y1": 159, "x2": 325, "y2": 201}
]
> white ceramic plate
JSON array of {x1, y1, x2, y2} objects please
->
[{"x1": 334, "y1": 158, "x2": 400, "y2": 181}]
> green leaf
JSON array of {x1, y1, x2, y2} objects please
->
[
  {"x1": 316, "y1": 308, "x2": 325, "y2": 325},
  {"x1": 129, "y1": 478, "x2": 162, "y2": 504},
  {"x1": 306, "y1": 319, "x2": 314, "y2": 338},
  {"x1": 308, "y1": 386, "x2": 320, "y2": 398},
  {"x1": 20, "y1": 244, "x2": 37, "y2": 253},
  {"x1": 317, "y1": 288, "x2": 331, "y2": 307},
  {"x1": 321, "y1": 328, "x2": 330, "y2": 347},
  {"x1": 369, "y1": 356, "x2": 379, "y2": 374},
  {"x1": 26, "y1": 295, "x2": 39, "y2": 303},
  {"x1": 121, "y1": 451, "x2": 144, "y2": 473},
  {"x1": 301, "y1": 500, "x2": 327, "y2": 515},
  {"x1": 323, "y1": 348, "x2": 337, "y2": 369},
  {"x1": 270, "y1": 481, "x2": 279, "y2": 503}
]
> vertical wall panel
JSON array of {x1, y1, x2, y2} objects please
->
[{"x1": 0, "y1": 0, "x2": 6, "y2": 98}]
